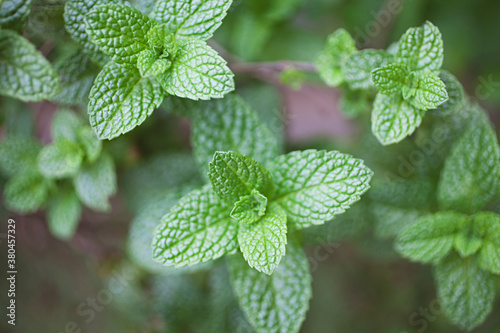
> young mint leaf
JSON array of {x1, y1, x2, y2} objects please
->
[
  {"x1": 208, "y1": 151, "x2": 274, "y2": 204},
  {"x1": 37, "y1": 138, "x2": 84, "y2": 179},
  {"x1": 48, "y1": 189, "x2": 82, "y2": 240},
  {"x1": 151, "y1": 0, "x2": 232, "y2": 41},
  {"x1": 474, "y1": 211, "x2": 500, "y2": 274},
  {"x1": 73, "y1": 153, "x2": 116, "y2": 212},
  {"x1": 435, "y1": 255, "x2": 495, "y2": 331},
  {"x1": 77, "y1": 127, "x2": 102, "y2": 163},
  {"x1": 228, "y1": 238, "x2": 311, "y2": 333},
  {"x1": 437, "y1": 111, "x2": 500, "y2": 213},
  {"x1": 4, "y1": 171, "x2": 52, "y2": 213},
  {"x1": 84, "y1": 3, "x2": 154, "y2": 64},
  {"x1": 453, "y1": 217, "x2": 482, "y2": 258},
  {"x1": 395, "y1": 211, "x2": 467, "y2": 264},
  {"x1": 0, "y1": 136, "x2": 41, "y2": 176},
  {"x1": 50, "y1": 109, "x2": 83, "y2": 142},
  {"x1": 315, "y1": 28, "x2": 356, "y2": 86},
  {"x1": 237, "y1": 203, "x2": 287, "y2": 275},
  {"x1": 0, "y1": 0, "x2": 31, "y2": 30},
  {"x1": 371, "y1": 63, "x2": 409, "y2": 94},
  {"x1": 371, "y1": 93, "x2": 424, "y2": 145},
  {"x1": 88, "y1": 62, "x2": 164, "y2": 139},
  {"x1": 269, "y1": 149, "x2": 373, "y2": 229},
  {"x1": 137, "y1": 49, "x2": 171, "y2": 77},
  {"x1": 435, "y1": 70, "x2": 465, "y2": 114},
  {"x1": 342, "y1": 49, "x2": 393, "y2": 89},
  {"x1": 191, "y1": 94, "x2": 279, "y2": 176},
  {"x1": 397, "y1": 21, "x2": 443, "y2": 74},
  {"x1": 152, "y1": 185, "x2": 238, "y2": 267},
  {"x1": 230, "y1": 189, "x2": 268, "y2": 224},
  {"x1": 0, "y1": 30, "x2": 60, "y2": 101},
  {"x1": 405, "y1": 71, "x2": 448, "y2": 110},
  {"x1": 156, "y1": 37, "x2": 234, "y2": 100}
]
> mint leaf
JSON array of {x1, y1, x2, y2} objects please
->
[
  {"x1": 229, "y1": 238, "x2": 312, "y2": 333},
  {"x1": 73, "y1": 153, "x2": 116, "y2": 212},
  {"x1": 404, "y1": 71, "x2": 448, "y2": 110},
  {"x1": 4, "y1": 171, "x2": 51, "y2": 213},
  {"x1": 191, "y1": 94, "x2": 279, "y2": 176},
  {"x1": 156, "y1": 37, "x2": 234, "y2": 100},
  {"x1": 0, "y1": 30, "x2": 60, "y2": 101},
  {"x1": 371, "y1": 63, "x2": 409, "y2": 94},
  {"x1": 230, "y1": 189, "x2": 267, "y2": 224},
  {"x1": 136, "y1": 49, "x2": 171, "y2": 77},
  {"x1": 152, "y1": 185, "x2": 238, "y2": 267},
  {"x1": 437, "y1": 111, "x2": 500, "y2": 213},
  {"x1": 0, "y1": 0, "x2": 31, "y2": 30},
  {"x1": 315, "y1": 28, "x2": 356, "y2": 86},
  {"x1": 238, "y1": 203, "x2": 287, "y2": 275},
  {"x1": 371, "y1": 93, "x2": 424, "y2": 145},
  {"x1": 48, "y1": 189, "x2": 82, "y2": 240},
  {"x1": 269, "y1": 149, "x2": 373, "y2": 229},
  {"x1": 0, "y1": 136, "x2": 40, "y2": 176},
  {"x1": 84, "y1": 3, "x2": 154, "y2": 64},
  {"x1": 77, "y1": 127, "x2": 102, "y2": 163},
  {"x1": 474, "y1": 211, "x2": 500, "y2": 274},
  {"x1": 88, "y1": 62, "x2": 164, "y2": 139},
  {"x1": 435, "y1": 70, "x2": 465, "y2": 114},
  {"x1": 343, "y1": 49, "x2": 393, "y2": 89},
  {"x1": 395, "y1": 211, "x2": 467, "y2": 264},
  {"x1": 37, "y1": 139, "x2": 84, "y2": 179},
  {"x1": 208, "y1": 151, "x2": 274, "y2": 204},
  {"x1": 453, "y1": 217, "x2": 482, "y2": 258},
  {"x1": 151, "y1": 0, "x2": 232, "y2": 41},
  {"x1": 397, "y1": 21, "x2": 443, "y2": 74},
  {"x1": 435, "y1": 255, "x2": 495, "y2": 331},
  {"x1": 50, "y1": 109, "x2": 83, "y2": 142}
]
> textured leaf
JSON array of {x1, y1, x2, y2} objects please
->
[
  {"x1": 191, "y1": 94, "x2": 279, "y2": 177},
  {"x1": 0, "y1": 0, "x2": 31, "y2": 30},
  {"x1": 435, "y1": 255, "x2": 495, "y2": 331},
  {"x1": 229, "y1": 238, "x2": 311, "y2": 333},
  {"x1": 474, "y1": 211, "x2": 500, "y2": 274},
  {"x1": 269, "y1": 149, "x2": 373, "y2": 229},
  {"x1": 342, "y1": 49, "x2": 393, "y2": 89},
  {"x1": 88, "y1": 62, "x2": 164, "y2": 139},
  {"x1": 395, "y1": 212, "x2": 467, "y2": 264},
  {"x1": 4, "y1": 171, "x2": 51, "y2": 213},
  {"x1": 453, "y1": 216, "x2": 483, "y2": 258},
  {"x1": 151, "y1": 0, "x2": 232, "y2": 41},
  {"x1": 77, "y1": 127, "x2": 102, "y2": 163},
  {"x1": 156, "y1": 37, "x2": 234, "y2": 100},
  {"x1": 37, "y1": 139, "x2": 84, "y2": 179},
  {"x1": 238, "y1": 203, "x2": 287, "y2": 275},
  {"x1": 437, "y1": 111, "x2": 500, "y2": 213},
  {"x1": 0, "y1": 30, "x2": 60, "y2": 101},
  {"x1": 84, "y1": 3, "x2": 154, "y2": 64},
  {"x1": 208, "y1": 151, "x2": 274, "y2": 204},
  {"x1": 153, "y1": 185, "x2": 238, "y2": 267},
  {"x1": 371, "y1": 93, "x2": 424, "y2": 145},
  {"x1": 435, "y1": 70, "x2": 465, "y2": 114},
  {"x1": 73, "y1": 153, "x2": 116, "y2": 211},
  {"x1": 397, "y1": 21, "x2": 443, "y2": 73},
  {"x1": 47, "y1": 189, "x2": 82, "y2": 240},
  {"x1": 0, "y1": 136, "x2": 41, "y2": 176},
  {"x1": 405, "y1": 71, "x2": 448, "y2": 110},
  {"x1": 371, "y1": 63, "x2": 409, "y2": 94},
  {"x1": 231, "y1": 189, "x2": 267, "y2": 224},
  {"x1": 136, "y1": 49, "x2": 171, "y2": 77},
  {"x1": 50, "y1": 109, "x2": 83, "y2": 142},
  {"x1": 315, "y1": 28, "x2": 356, "y2": 86}
]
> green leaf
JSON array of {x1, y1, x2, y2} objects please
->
[
  {"x1": 371, "y1": 63, "x2": 409, "y2": 94},
  {"x1": 269, "y1": 149, "x2": 373, "y2": 229},
  {"x1": 77, "y1": 127, "x2": 102, "y2": 163},
  {"x1": 50, "y1": 109, "x2": 83, "y2": 142},
  {"x1": 238, "y1": 203, "x2": 287, "y2": 275},
  {"x1": 84, "y1": 3, "x2": 154, "y2": 64},
  {"x1": 152, "y1": 185, "x2": 238, "y2": 267},
  {"x1": 136, "y1": 49, "x2": 171, "y2": 77},
  {"x1": 434, "y1": 70, "x2": 465, "y2": 114},
  {"x1": 4, "y1": 171, "x2": 51, "y2": 213},
  {"x1": 47, "y1": 189, "x2": 81, "y2": 240},
  {"x1": 437, "y1": 111, "x2": 500, "y2": 213},
  {"x1": 191, "y1": 94, "x2": 279, "y2": 176},
  {"x1": 435, "y1": 255, "x2": 495, "y2": 331},
  {"x1": 397, "y1": 21, "x2": 443, "y2": 73},
  {"x1": 156, "y1": 37, "x2": 234, "y2": 100},
  {"x1": 371, "y1": 93, "x2": 424, "y2": 145},
  {"x1": 474, "y1": 211, "x2": 500, "y2": 274},
  {"x1": 372, "y1": 203, "x2": 422, "y2": 239},
  {"x1": 453, "y1": 217, "x2": 483, "y2": 258},
  {"x1": 395, "y1": 211, "x2": 467, "y2": 264},
  {"x1": 0, "y1": 136, "x2": 41, "y2": 176},
  {"x1": 230, "y1": 189, "x2": 268, "y2": 224},
  {"x1": 37, "y1": 139, "x2": 84, "y2": 179},
  {"x1": 315, "y1": 28, "x2": 356, "y2": 86},
  {"x1": 73, "y1": 153, "x2": 116, "y2": 212},
  {"x1": 0, "y1": 30, "x2": 60, "y2": 101},
  {"x1": 0, "y1": 0, "x2": 31, "y2": 30},
  {"x1": 228, "y1": 238, "x2": 312, "y2": 333},
  {"x1": 151, "y1": 0, "x2": 232, "y2": 41},
  {"x1": 404, "y1": 71, "x2": 448, "y2": 110},
  {"x1": 342, "y1": 49, "x2": 393, "y2": 89},
  {"x1": 208, "y1": 151, "x2": 274, "y2": 204},
  {"x1": 88, "y1": 62, "x2": 164, "y2": 139}
]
